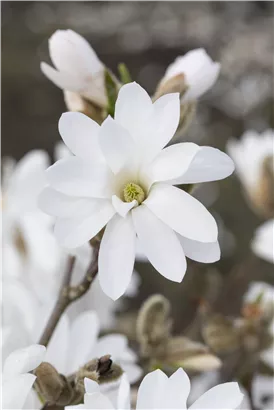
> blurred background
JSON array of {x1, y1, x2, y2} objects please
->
[{"x1": 2, "y1": 1, "x2": 274, "y2": 329}]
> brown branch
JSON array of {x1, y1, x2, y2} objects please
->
[{"x1": 39, "y1": 243, "x2": 99, "y2": 347}]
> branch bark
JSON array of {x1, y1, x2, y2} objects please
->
[{"x1": 39, "y1": 243, "x2": 99, "y2": 347}]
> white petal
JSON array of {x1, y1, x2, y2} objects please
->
[
  {"x1": 144, "y1": 184, "x2": 218, "y2": 243},
  {"x1": 67, "y1": 311, "x2": 100, "y2": 374},
  {"x1": 114, "y1": 82, "x2": 153, "y2": 136},
  {"x1": 92, "y1": 334, "x2": 127, "y2": 359},
  {"x1": 84, "y1": 378, "x2": 100, "y2": 394},
  {"x1": 44, "y1": 315, "x2": 69, "y2": 374},
  {"x1": 120, "y1": 362, "x2": 143, "y2": 384},
  {"x1": 136, "y1": 369, "x2": 168, "y2": 409},
  {"x1": 183, "y1": 62, "x2": 220, "y2": 101},
  {"x1": 3, "y1": 374, "x2": 36, "y2": 409},
  {"x1": 139, "y1": 93, "x2": 181, "y2": 164},
  {"x1": 174, "y1": 147, "x2": 234, "y2": 185},
  {"x1": 41, "y1": 62, "x2": 82, "y2": 91},
  {"x1": 190, "y1": 382, "x2": 244, "y2": 409},
  {"x1": 99, "y1": 214, "x2": 136, "y2": 300},
  {"x1": 38, "y1": 187, "x2": 101, "y2": 218},
  {"x1": 179, "y1": 236, "x2": 220, "y2": 263},
  {"x1": 112, "y1": 195, "x2": 137, "y2": 218},
  {"x1": 54, "y1": 201, "x2": 115, "y2": 248},
  {"x1": 99, "y1": 116, "x2": 135, "y2": 174},
  {"x1": 59, "y1": 112, "x2": 104, "y2": 162},
  {"x1": 117, "y1": 374, "x2": 131, "y2": 409},
  {"x1": 145, "y1": 142, "x2": 199, "y2": 183},
  {"x1": 3, "y1": 344, "x2": 46, "y2": 376},
  {"x1": 47, "y1": 157, "x2": 113, "y2": 199},
  {"x1": 49, "y1": 29, "x2": 103, "y2": 76},
  {"x1": 132, "y1": 205, "x2": 186, "y2": 282},
  {"x1": 85, "y1": 392, "x2": 115, "y2": 409},
  {"x1": 165, "y1": 368, "x2": 191, "y2": 409}
]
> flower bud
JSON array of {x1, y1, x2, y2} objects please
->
[
  {"x1": 136, "y1": 294, "x2": 172, "y2": 358},
  {"x1": 34, "y1": 362, "x2": 74, "y2": 406},
  {"x1": 64, "y1": 91, "x2": 104, "y2": 124}
]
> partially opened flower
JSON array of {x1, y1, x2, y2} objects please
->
[
  {"x1": 2, "y1": 344, "x2": 46, "y2": 409},
  {"x1": 44, "y1": 310, "x2": 142, "y2": 384},
  {"x1": 251, "y1": 219, "x2": 274, "y2": 264},
  {"x1": 41, "y1": 30, "x2": 107, "y2": 108},
  {"x1": 227, "y1": 129, "x2": 274, "y2": 217},
  {"x1": 156, "y1": 48, "x2": 220, "y2": 102},
  {"x1": 39, "y1": 82, "x2": 234, "y2": 300},
  {"x1": 67, "y1": 367, "x2": 244, "y2": 410}
]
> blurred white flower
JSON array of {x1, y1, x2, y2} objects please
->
[
  {"x1": 2, "y1": 150, "x2": 62, "y2": 291},
  {"x1": 2, "y1": 344, "x2": 46, "y2": 409},
  {"x1": 160, "y1": 48, "x2": 220, "y2": 102},
  {"x1": 41, "y1": 29, "x2": 107, "y2": 108},
  {"x1": 244, "y1": 282, "x2": 274, "y2": 309},
  {"x1": 44, "y1": 310, "x2": 142, "y2": 384},
  {"x1": 67, "y1": 367, "x2": 243, "y2": 410},
  {"x1": 39, "y1": 82, "x2": 234, "y2": 300},
  {"x1": 227, "y1": 130, "x2": 274, "y2": 217},
  {"x1": 251, "y1": 219, "x2": 274, "y2": 264}
]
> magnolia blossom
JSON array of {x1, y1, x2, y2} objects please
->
[
  {"x1": 160, "y1": 48, "x2": 220, "y2": 102},
  {"x1": 2, "y1": 150, "x2": 62, "y2": 304},
  {"x1": 251, "y1": 219, "x2": 274, "y2": 264},
  {"x1": 39, "y1": 82, "x2": 234, "y2": 300},
  {"x1": 44, "y1": 310, "x2": 142, "y2": 383},
  {"x1": 2, "y1": 344, "x2": 46, "y2": 409},
  {"x1": 227, "y1": 130, "x2": 274, "y2": 216},
  {"x1": 41, "y1": 30, "x2": 107, "y2": 107},
  {"x1": 67, "y1": 367, "x2": 243, "y2": 410}
]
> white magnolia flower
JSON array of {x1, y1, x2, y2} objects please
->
[
  {"x1": 251, "y1": 219, "x2": 274, "y2": 264},
  {"x1": 67, "y1": 367, "x2": 243, "y2": 410},
  {"x1": 44, "y1": 310, "x2": 142, "y2": 384},
  {"x1": 2, "y1": 344, "x2": 46, "y2": 410},
  {"x1": 244, "y1": 282, "x2": 274, "y2": 309},
  {"x1": 160, "y1": 48, "x2": 220, "y2": 102},
  {"x1": 39, "y1": 82, "x2": 234, "y2": 300},
  {"x1": 41, "y1": 30, "x2": 107, "y2": 107},
  {"x1": 227, "y1": 129, "x2": 274, "y2": 215},
  {"x1": 2, "y1": 150, "x2": 62, "y2": 291}
]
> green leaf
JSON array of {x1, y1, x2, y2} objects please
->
[
  {"x1": 104, "y1": 69, "x2": 118, "y2": 117},
  {"x1": 118, "y1": 63, "x2": 132, "y2": 84}
]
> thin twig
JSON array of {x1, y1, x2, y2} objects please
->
[{"x1": 39, "y1": 243, "x2": 99, "y2": 347}]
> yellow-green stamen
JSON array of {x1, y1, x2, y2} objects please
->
[{"x1": 123, "y1": 182, "x2": 145, "y2": 204}]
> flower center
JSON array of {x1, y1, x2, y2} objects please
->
[{"x1": 123, "y1": 182, "x2": 145, "y2": 204}]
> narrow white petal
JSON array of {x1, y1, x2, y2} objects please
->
[
  {"x1": 58, "y1": 112, "x2": 104, "y2": 162},
  {"x1": 84, "y1": 378, "x2": 100, "y2": 394},
  {"x1": 41, "y1": 62, "x2": 82, "y2": 91},
  {"x1": 117, "y1": 374, "x2": 131, "y2": 409},
  {"x1": 165, "y1": 368, "x2": 191, "y2": 409},
  {"x1": 3, "y1": 344, "x2": 46, "y2": 376},
  {"x1": 99, "y1": 116, "x2": 135, "y2": 174},
  {"x1": 174, "y1": 147, "x2": 234, "y2": 185},
  {"x1": 98, "y1": 214, "x2": 136, "y2": 300},
  {"x1": 132, "y1": 205, "x2": 186, "y2": 282},
  {"x1": 67, "y1": 311, "x2": 100, "y2": 374},
  {"x1": 114, "y1": 82, "x2": 153, "y2": 136},
  {"x1": 145, "y1": 142, "x2": 199, "y2": 183},
  {"x1": 85, "y1": 392, "x2": 114, "y2": 409},
  {"x1": 112, "y1": 195, "x2": 137, "y2": 218},
  {"x1": 190, "y1": 382, "x2": 244, "y2": 409},
  {"x1": 179, "y1": 236, "x2": 220, "y2": 263},
  {"x1": 54, "y1": 201, "x2": 115, "y2": 248},
  {"x1": 46, "y1": 157, "x2": 113, "y2": 198},
  {"x1": 144, "y1": 184, "x2": 218, "y2": 243},
  {"x1": 3, "y1": 374, "x2": 36, "y2": 409},
  {"x1": 38, "y1": 187, "x2": 100, "y2": 218},
  {"x1": 136, "y1": 369, "x2": 168, "y2": 409}
]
